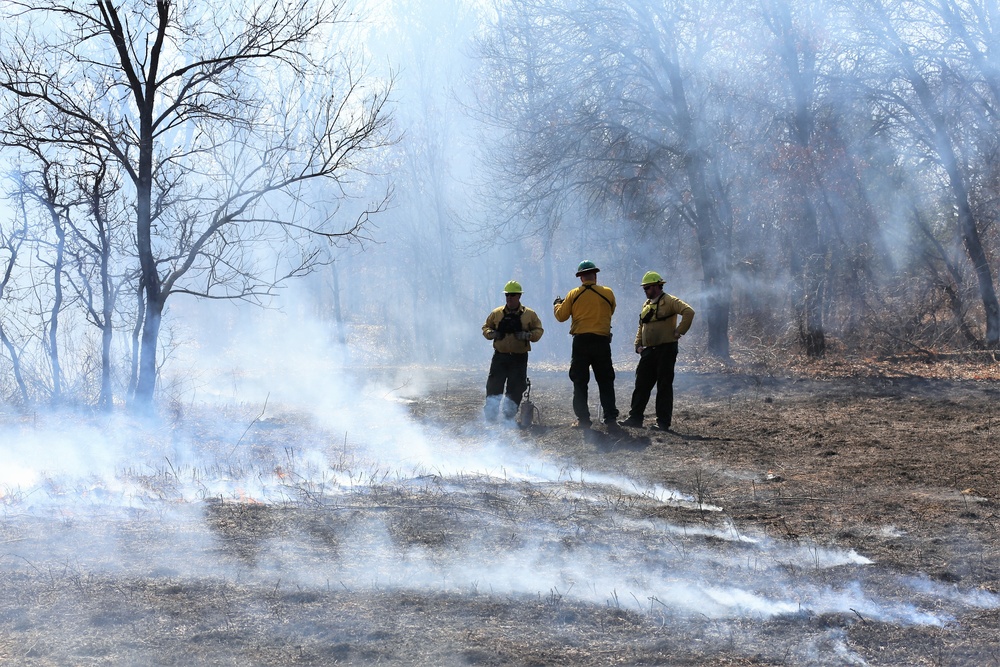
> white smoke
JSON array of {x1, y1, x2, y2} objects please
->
[{"x1": 1, "y1": 303, "x2": 997, "y2": 648}]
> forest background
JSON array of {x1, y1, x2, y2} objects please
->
[{"x1": 1, "y1": 0, "x2": 999, "y2": 410}]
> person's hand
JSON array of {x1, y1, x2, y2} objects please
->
[
  {"x1": 553, "y1": 296, "x2": 564, "y2": 305},
  {"x1": 635, "y1": 345, "x2": 644, "y2": 354},
  {"x1": 485, "y1": 330, "x2": 496, "y2": 340},
  {"x1": 674, "y1": 329, "x2": 683, "y2": 339},
  {"x1": 515, "y1": 331, "x2": 531, "y2": 341}
]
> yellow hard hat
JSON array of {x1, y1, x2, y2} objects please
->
[
  {"x1": 503, "y1": 280, "x2": 523, "y2": 294},
  {"x1": 641, "y1": 271, "x2": 664, "y2": 286}
]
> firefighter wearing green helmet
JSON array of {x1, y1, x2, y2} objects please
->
[
  {"x1": 619, "y1": 271, "x2": 695, "y2": 432},
  {"x1": 553, "y1": 260, "x2": 620, "y2": 430},
  {"x1": 482, "y1": 280, "x2": 544, "y2": 423}
]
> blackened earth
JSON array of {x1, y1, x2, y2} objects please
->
[{"x1": 1, "y1": 361, "x2": 999, "y2": 666}]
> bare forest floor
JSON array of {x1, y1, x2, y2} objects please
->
[{"x1": 2, "y1": 353, "x2": 1000, "y2": 665}]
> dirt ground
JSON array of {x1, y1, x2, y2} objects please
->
[{"x1": 1, "y1": 357, "x2": 1000, "y2": 665}]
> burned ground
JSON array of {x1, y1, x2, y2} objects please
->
[{"x1": 1, "y1": 359, "x2": 999, "y2": 665}]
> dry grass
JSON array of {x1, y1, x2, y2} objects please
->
[{"x1": 1, "y1": 362, "x2": 999, "y2": 665}]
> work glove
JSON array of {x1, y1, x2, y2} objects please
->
[
  {"x1": 553, "y1": 296, "x2": 564, "y2": 305},
  {"x1": 485, "y1": 330, "x2": 496, "y2": 340},
  {"x1": 515, "y1": 331, "x2": 531, "y2": 341},
  {"x1": 635, "y1": 345, "x2": 644, "y2": 354}
]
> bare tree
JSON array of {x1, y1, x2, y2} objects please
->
[
  {"x1": 757, "y1": 0, "x2": 832, "y2": 356},
  {"x1": 0, "y1": 190, "x2": 31, "y2": 405},
  {"x1": 853, "y1": 0, "x2": 1000, "y2": 348},
  {"x1": 0, "y1": 0, "x2": 394, "y2": 408},
  {"x1": 477, "y1": 0, "x2": 737, "y2": 358},
  {"x1": 66, "y1": 154, "x2": 138, "y2": 410},
  {"x1": 14, "y1": 159, "x2": 73, "y2": 404}
]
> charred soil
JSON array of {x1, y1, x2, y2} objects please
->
[{"x1": 2, "y1": 359, "x2": 1000, "y2": 666}]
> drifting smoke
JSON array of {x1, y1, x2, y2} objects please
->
[
  {"x1": 2, "y1": 304, "x2": 997, "y2": 651},
  {"x1": 1, "y1": 2, "x2": 998, "y2": 663}
]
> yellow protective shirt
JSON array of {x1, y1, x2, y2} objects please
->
[
  {"x1": 633, "y1": 292, "x2": 695, "y2": 347},
  {"x1": 553, "y1": 281, "x2": 616, "y2": 336},
  {"x1": 483, "y1": 305, "x2": 544, "y2": 353}
]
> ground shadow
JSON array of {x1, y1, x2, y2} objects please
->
[{"x1": 583, "y1": 427, "x2": 651, "y2": 451}]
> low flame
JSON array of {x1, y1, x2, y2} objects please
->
[{"x1": 236, "y1": 488, "x2": 260, "y2": 504}]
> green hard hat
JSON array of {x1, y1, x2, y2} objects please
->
[
  {"x1": 503, "y1": 280, "x2": 523, "y2": 294},
  {"x1": 641, "y1": 271, "x2": 664, "y2": 286},
  {"x1": 575, "y1": 260, "x2": 600, "y2": 276}
]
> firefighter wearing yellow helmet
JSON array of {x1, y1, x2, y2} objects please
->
[
  {"x1": 552, "y1": 260, "x2": 620, "y2": 430},
  {"x1": 482, "y1": 280, "x2": 544, "y2": 423},
  {"x1": 618, "y1": 271, "x2": 694, "y2": 431}
]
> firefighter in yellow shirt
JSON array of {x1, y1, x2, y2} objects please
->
[
  {"x1": 482, "y1": 280, "x2": 544, "y2": 423},
  {"x1": 553, "y1": 260, "x2": 620, "y2": 430},
  {"x1": 619, "y1": 271, "x2": 694, "y2": 431}
]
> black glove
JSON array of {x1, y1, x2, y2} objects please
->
[
  {"x1": 515, "y1": 331, "x2": 531, "y2": 341},
  {"x1": 553, "y1": 296, "x2": 564, "y2": 305}
]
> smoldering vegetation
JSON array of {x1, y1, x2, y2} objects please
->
[{"x1": 2, "y1": 368, "x2": 1000, "y2": 665}]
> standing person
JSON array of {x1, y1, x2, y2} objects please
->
[
  {"x1": 553, "y1": 260, "x2": 620, "y2": 430},
  {"x1": 482, "y1": 280, "x2": 544, "y2": 423},
  {"x1": 619, "y1": 271, "x2": 695, "y2": 431}
]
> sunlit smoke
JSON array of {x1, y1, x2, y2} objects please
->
[{"x1": 2, "y1": 318, "x2": 997, "y2": 632}]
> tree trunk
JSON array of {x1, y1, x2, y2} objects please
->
[
  {"x1": 127, "y1": 282, "x2": 144, "y2": 401},
  {"x1": 0, "y1": 326, "x2": 30, "y2": 405},
  {"x1": 952, "y1": 174, "x2": 1000, "y2": 347},
  {"x1": 135, "y1": 295, "x2": 163, "y2": 406},
  {"x1": 767, "y1": 1, "x2": 827, "y2": 357},
  {"x1": 98, "y1": 216, "x2": 114, "y2": 411},
  {"x1": 693, "y1": 214, "x2": 732, "y2": 359},
  {"x1": 46, "y1": 203, "x2": 66, "y2": 402},
  {"x1": 132, "y1": 22, "x2": 161, "y2": 408},
  {"x1": 796, "y1": 199, "x2": 827, "y2": 357},
  {"x1": 330, "y1": 261, "x2": 346, "y2": 346},
  {"x1": 924, "y1": 89, "x2": 1000, "y2": 348},
  {"x1": 704, "y1": 273, "x2": 732, "y2": 359},
  {"x1": 133, "y1": 172, "x2": 161, "y2": 407},
  {"x1": 662, "y1": 37, "x2": 732, "y2": 360}
]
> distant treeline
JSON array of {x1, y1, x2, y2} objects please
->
[{"x1": 473, "y1": 0, "x2": 1000, "y2": 359}]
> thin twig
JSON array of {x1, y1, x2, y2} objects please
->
[
  {"x1": 229, "y1": 393, "x2": 269, "y2": 457},
  {"x1": 383, "y1": 379, "x2": 410, "y2": 398}
]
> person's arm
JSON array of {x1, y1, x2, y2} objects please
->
[
  {"x1": 672, "y1": 297, "x2": 695, "y2": 337},
  {"x1": 482, "y1": 311, "x2": 499, "y2": 339},
  {"x1": 527, "y1": 311, "x2": 544, "y2": 342},
  {"x1": 553, "y1": 291, "x2": 574, "y2": 322}
]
